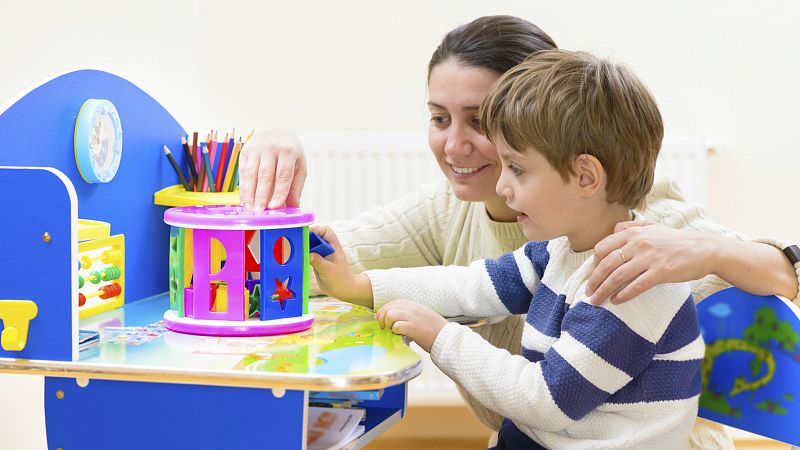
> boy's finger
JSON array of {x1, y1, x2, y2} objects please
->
[
  {"x1": 375, "y1": 309, "x2": 386, "y2": 329},
  {"x1": 391, "y1": 320, "x2": 409, "y2": 336}
]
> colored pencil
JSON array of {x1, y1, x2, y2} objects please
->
[
  {"x1": 215, "y1": 133, "x2": 229, "y2": 192},
  {"x1": 196, "y1": 133, "x2": 206, "y2": 192},
  {"x1": 228, "y1": 130, "x2": 254, "y2": 191},
  {"x1": 203, "y1": 132, "x2": 217, "y2": 192},
  {"x1": 163, "y1": 145, "x2": 191, "y2": 191},
  {"x1": 192, "y1": 132, "x2": 200, "y2": 191},
  {"x1": 222, "y1": 139, "x2": 242, "y2": 192},
  {"x1": 202, "y1": 145, "x2": 216, "y2": 192},
  {"x1": 180, "y1": 136, "x2": 198, "y2": 190}
]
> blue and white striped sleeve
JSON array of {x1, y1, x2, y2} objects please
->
[
  {"x1": 365, "y1": 243, "x2": 545, "y2": 317},
  {"x1": 430, "y1": 281, "x2": 702, "y2": 433}
]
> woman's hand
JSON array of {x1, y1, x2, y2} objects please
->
[
  {"x1": 238, "y1": 129, "x2": 307, "y2": 211},
  {"x1": 375, "y1": 300, "x2": 449, "y2": 353},
  {"x1": 586, "y1": 221, "x2": 713, "y2": 305},
  {"x1": 308, "y1": 226, "x2": 374, "y2": 307}
]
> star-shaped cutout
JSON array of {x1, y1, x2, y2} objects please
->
[{"x1": 270, "y1": 277, "x2": 294, "y2": 310}]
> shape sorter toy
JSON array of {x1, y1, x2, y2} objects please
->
[{"x1": 163, "y1": 204, "x2": 315, "y2": 336}]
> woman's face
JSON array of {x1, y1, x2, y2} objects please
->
[{"x1": 427, "y1": 61, "x2": 502, "y2": 202}]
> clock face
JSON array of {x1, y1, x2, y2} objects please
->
[{"x1": 75, "y1": 99, "x2": 123, "y2": 183}]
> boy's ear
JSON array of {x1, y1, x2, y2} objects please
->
[{"x1": 573, "y1": 154, "x2": 605, "y2": 197}]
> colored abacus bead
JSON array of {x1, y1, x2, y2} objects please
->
[
  {"x1": 78, "y1": 275, "x2": 85, "y2": 289},
  {"x1": 101, "y1": 249, "x2": 122, "y2": 265},
  {"x1": 89, "y1": 271, "x2": 102, "y2": 284},
  {"x1": 99, "y1": 283, "x2": 122, "y2": 299},
  {"x1": 79, "y1": 249, "x2": 123, "y2": 269},
  {"x1": 78, "y1": 293, "x2": 86, "y2": 307},
  {"x1": 100, "y1": 266, "x2": 121, "y2": 281}
]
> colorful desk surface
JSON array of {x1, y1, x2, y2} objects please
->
[{"x1": 0, "y1": 296, "x2": 422, "y2": 392}]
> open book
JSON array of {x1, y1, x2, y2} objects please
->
[{"x1": 307, "y1": 406, "x2": 366, "y2": 450}]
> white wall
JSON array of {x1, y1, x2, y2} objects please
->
[
  {"x1": 0, "y1": 2, "x2": 797, "y2": 447},
  {"x1": 1, "y1": 0, "x2": 798, "y2": 240}
]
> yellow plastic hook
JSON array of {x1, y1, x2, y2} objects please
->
[{"x1": 0, "y1": 300, "x2": 38, "y2": 351}]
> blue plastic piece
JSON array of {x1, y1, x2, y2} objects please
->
[
  {"x1": 44, "y1": 377, "x2": 305, "y2": 450},
  {"x1": 309, "y1": 231, "x2": 335, "y2": 257},
  {"x1": 260, "y1": 227, "x2": 305, "y2": 320},
  {"x1": 0, "y1": 167, "x2": 75, "y2": 361},
  {"x1": 0, "y1": 70, "x2": 186, "y2": 304},
  {"x1": 697, "y1": 287, "x2": 800, "y2": 446}
]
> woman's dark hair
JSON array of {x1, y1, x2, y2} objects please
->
[{"x1": 428, "y1": 15, "x2": 558, "y2": 79}]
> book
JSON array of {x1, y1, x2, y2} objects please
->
[
  {"x1": 306, "y1": 407, "x2": 366, "y2": 450},
  {"x1": 310, "y1": 389, "x2": 383, "y2": 401}
]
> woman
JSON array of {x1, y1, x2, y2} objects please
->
[{"x1": 239, "y1": 16, "x2": 799, "y2": 448}]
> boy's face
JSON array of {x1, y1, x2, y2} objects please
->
[{"x1": 495, "y1": 141, "x2": 582, "y2": 242}]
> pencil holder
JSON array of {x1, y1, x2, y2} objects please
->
[
  {"x1": 153, "y1": 184, "x2": 240, "y2": 207},
  {"x1": 162, "y1": 204, "x2": 314, "y2": 336}
]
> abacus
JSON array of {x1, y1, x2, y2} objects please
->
[{"x1": 77, "y1": 223, "x2": 125, "y2": 319}]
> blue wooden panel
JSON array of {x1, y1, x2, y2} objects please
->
[
  {"x1": 698, "y1": 287, "x2": 800, "y2": 446},
  {"x1": 44, "y1": 377, "x2": 305, "y2": 449},
  {"x1": 0, "y1": 167, "x2": 75, "y2": 360},
  {"x1": 0, "y1": 70, "x2": 187, "y2": 303},
  {"x1": 260, "y1": 227, "x2": 305, "y2": 320}
]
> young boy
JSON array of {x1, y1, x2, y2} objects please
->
[{"x1": 309, "y1": 49, "x2": 704, "y2": 449}]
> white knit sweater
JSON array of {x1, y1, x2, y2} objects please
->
[{"x1": 366, "y1": 237, "x2": 704, "y2": 449}]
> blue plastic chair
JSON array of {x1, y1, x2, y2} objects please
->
[{"x1": 697, "y1": 287, "x2": 800, "y2": 447}]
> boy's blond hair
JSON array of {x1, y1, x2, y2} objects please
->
[{"x1": 480, "y1": 49, "x2": 663, "y2": 209}]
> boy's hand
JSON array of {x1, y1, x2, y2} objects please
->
[
  {"x1": 375, "y1": 300, "x2": 449, "y2": 353},
  {"x1": 308, "y1": 225, "x2": 373, "y2": 307}
]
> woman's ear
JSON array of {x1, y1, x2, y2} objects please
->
[{"x1": 573, "y1": 154, "x2": 605, "y2": 197}]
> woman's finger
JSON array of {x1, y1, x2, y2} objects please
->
[
  {"x1": 613, "y1": 220, "x2": 656, "y2": 233},
  {"x1": 268, "y1": 152, "x2": 299, "y2": 209},
  {"x1": 238, "y1": 150, "x2": 256, "y2": 211},
  {"x1": 611, "y1": 270, "x2": 658, "y2": 304},
  {"x1": 592, "y1": 229, "x2": 631, "y2": 267},
  {"x1": 252, "y1": 152, "x2": 278, "y2": 212},
  {"x1": 586, "y1": 246, "x2": 626, "y2": 297},
  {"x1": 285, "y1": 163, "x2": 307, "y2": 207},
  {"x1": 589, "y1": 254, "x2": 646, "y2": 305}
]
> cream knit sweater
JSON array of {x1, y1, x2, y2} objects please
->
[{"x1": 323, "y1": 176, "x2": 799, "y2": 450}]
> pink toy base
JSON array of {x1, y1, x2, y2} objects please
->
[{"x1": 163, "y1": 310, "x2": 314, "y2": 337}]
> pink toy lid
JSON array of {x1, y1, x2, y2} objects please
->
[{"x1": 164, "y1": 205, "x2": 314, "y2": 229}]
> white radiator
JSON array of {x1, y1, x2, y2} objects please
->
[
  {"x1": 302, "y1": 134, "x2": 440, "y2": 224},
  {"x1": 302, "y1": 133, "x2": 712, "y2": 406}
]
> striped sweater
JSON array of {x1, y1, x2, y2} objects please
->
[{"x1": 366, "y1": 236, "x2": 704, "y2": 449}]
